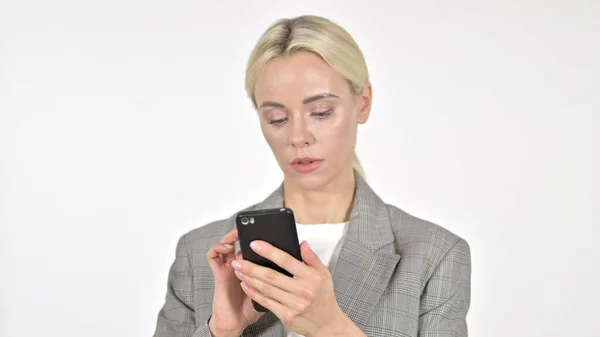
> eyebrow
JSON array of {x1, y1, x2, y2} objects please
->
[{"x1": 258, "y1": 92, "x2": 339, "y2": 109}]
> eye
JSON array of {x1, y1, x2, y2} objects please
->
[
  {"x1": 269, "y1": 117, "x2": 288, "y2": 126},
  {"x1": 312, "y1": 109, "x2": 332, "y2": 119}
]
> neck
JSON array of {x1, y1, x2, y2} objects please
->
[{"x1": 283, "y1": 168, "x2": 356, "y2": 224}]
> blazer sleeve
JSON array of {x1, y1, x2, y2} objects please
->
[
  {"x1": 153, "y1": 234, "x2": 214, "y2": 337},
  {"x1": 418, "y1": 238, "x2": 472, "y2": 337}
]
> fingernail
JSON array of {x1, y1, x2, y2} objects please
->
[
  {"x1": 250, "y1": 241, "x2": 262, "y2": 252},
  {"x1": 231, "y1": 261, "x2": 242, "y2": 270},
  {"x1": 240, "y1": 282, "x2": 248, "y2": 290},
  {"x1": 224, "y1": 244, "x2": 233, "y2": 249},
  {"x1": 234, "y1": 270, "x2": 244, "y2": 279}
]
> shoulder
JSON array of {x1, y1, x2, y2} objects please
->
[
  {"x1": 386, "y1": 204, "x2": 468, "y2": 248},
  {"x1": 385, "y1": 204, "x2": 471, "y2": 276}
]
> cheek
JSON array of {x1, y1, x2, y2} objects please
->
[
  {"x1": 315, "y1": 113, "x2": 356, "y2": 142},
  {"x1": 261, "y1": 124, "x2": 287, "y2": 151}
]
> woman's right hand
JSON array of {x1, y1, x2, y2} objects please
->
[{"x1": 205, "y1": 229, "x2": 263, "y2": 337}]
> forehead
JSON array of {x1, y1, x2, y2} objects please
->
[{"x1": 254, "y1": 52, "x2": 351, "y2": 103}]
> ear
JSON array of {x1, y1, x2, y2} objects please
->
[{"x1": 356, "y1": 81, "x2": 372, "y2": 124}]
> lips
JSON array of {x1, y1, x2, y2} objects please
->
[
  {"x1": 291, "y1": 156, "x2": 323, "y2": 165},
  {"x1": 290, "y1": 156, "x2": 324, "y2": 173}
]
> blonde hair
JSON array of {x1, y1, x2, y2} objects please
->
[{"x1": 244, "y1": 15, "x2": 368, "y2": 180}]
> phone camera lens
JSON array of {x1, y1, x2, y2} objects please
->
[{"x1": 241, "y1": 217, "x2": 249, "y2": 225}]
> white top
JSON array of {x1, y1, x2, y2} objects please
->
[{"x1": 282, "y1": 222, "x2": 348, "y2": 337}]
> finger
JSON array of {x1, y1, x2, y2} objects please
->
[
  {"x1": 206, "y1": 242, "x2": 235, "y2": 267},
  {"x1": 300, "y1": 241, "x2": 328, "y2": 272},
  {"x1": 216, "y1": 229, "x2": 239, "y2": 266},
  {"x1": 206, "y1": 243, "x2": 235, "y2": 259},
  {"x1": 233, "y1": 260, "x2": 307, "y2": 296},
  {"x1": 240, "y1": 281, "x2": 287, "y2": 318},
  {"x1": 248, "y1": 240, "x2": 310, "y2": 279},
  {"x1": 220, "y1": 229, "x2": 239, "y2": 244},
  {"x1": 235, "y1": 271, "x2": 308, "y2": 312}
]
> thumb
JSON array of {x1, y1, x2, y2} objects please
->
[{"x1": 300, "y1": 241, "x2": 327, "y2": 271}]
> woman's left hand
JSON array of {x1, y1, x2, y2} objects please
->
[{"x1": 230, "y1": 240, "x2": 362, "y2": 337}]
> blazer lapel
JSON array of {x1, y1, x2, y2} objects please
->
[
  {"x1": 330, "y1": 172, "x2": 401, "y2": 330},
  {"x1": 239, "y1": 170, "x2": 400, "y2": 335}
]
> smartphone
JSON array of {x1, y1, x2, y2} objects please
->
[{"x1": 235, "y1": 207, "x2": 302, "y2": 312}]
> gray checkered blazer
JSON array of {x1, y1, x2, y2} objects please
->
[{"x1": 153, "y1": 172, "x2": 471, "y2": 336}]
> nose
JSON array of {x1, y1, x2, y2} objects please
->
[{"x1": 289, "y1": 117, "x2": 315, "y2": 148}]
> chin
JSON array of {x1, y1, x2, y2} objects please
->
[{"x1": 283, "y1": 167, "x2": 335, "y2": 191}]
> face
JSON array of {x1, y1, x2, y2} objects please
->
[{"x1": 253, "y1": 51, "x2": 372, "y2": 190}]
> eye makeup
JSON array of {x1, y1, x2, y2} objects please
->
[
  {"x1": 311, "y1": 109, "x2": 332, "y2": 119},
  {"x1": 268, "y1": 117, "x2": 288, "y2": 126}
]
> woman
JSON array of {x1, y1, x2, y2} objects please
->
[{"x1": 153, "y1": 15, "x2": 471, "y2": 337}]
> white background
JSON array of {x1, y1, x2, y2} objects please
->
[{"x1": 1, "y1": 1, "x2": 598, "y2": 336}]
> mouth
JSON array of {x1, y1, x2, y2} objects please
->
[
  {"x1": 291, "y1": 156, "x2": 323, "y2": 165},
  {"x1": 290, "y1": 156, "x2": 324, "y2": 173}
]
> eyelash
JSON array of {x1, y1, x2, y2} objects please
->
[{"x1": 268, "y1": 110, "x2": 333, "y2": 126}]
